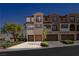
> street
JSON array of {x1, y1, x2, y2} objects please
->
[{"x1": 0, "y1": 45, "x2": 79, "y2": 56}]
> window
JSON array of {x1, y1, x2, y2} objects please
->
[
  {"x1": 52, "y1": 16, "x2": 57, "y2": 22},
  {"x1": 60, "y1": 24, "x2": 69, "y2": 32},
  {"x1": 61, "y1": 24, "x2": 68, "y2": 28},
  {"x1": 69, "y1": 16, "x2": 75, "y2": 22},
  {"x1": 70, "y1": 24, "x2": 75, "y2": 31},
  {"x1": 45, "y1": 17, "x2": 48, "y2": 21},
  {"x1": 44, "y1": 25, "x2": 51, "y2": 29},
  {"x1": 26, "y1": 18, "x2": 31, "y2": 22},
  {"x1": 61, "y1": 18, "x2": 66, "y2": 23},
  {"x1": 77, "y1": 25, "x2": 79, "y2": 31},
  {"x1": 36, "y1": 16, "x2": 41, "y2": 22},
  {"x1": 27, "y1": 26, "x2": 34, "y2": 30},
  {"x1": 77, "y1": 17, "x2": 79, "y2": 23},
  {"x1": 52, "y1": 24, "x2": 57, "y2": 31},
  {"x1": 35, "y1": 24, "x2": 42, "y2": 28}
]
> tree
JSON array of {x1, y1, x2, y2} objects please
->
[
  {"x1": 43, "y1": 27, "x2": 48, "y2": 40},
  {"x1": 1, "y1": 23, "x2": 21, "y2": 41}
]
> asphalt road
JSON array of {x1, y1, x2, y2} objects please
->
[{"x1": 0, "y1": 45, "x2": 79, "y2": 56}]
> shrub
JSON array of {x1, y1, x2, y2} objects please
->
[
  {"x1": 43, "y1": 39, "x2": 48, "y2": 41},
  {"x1": 40, "y1": 41, "x2": 48, "y2": 47},
  {"x1": 61, "y1": 40, "x2": 74, "y2": 44}
]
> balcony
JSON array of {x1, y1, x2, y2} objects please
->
[{"x1": 27, "y1": 26, "x2": 34, "y2": 30}]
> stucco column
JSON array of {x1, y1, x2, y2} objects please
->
[
  {"x1": 26, "y1": 34, "x2": 28, "y2": 42},
  {"x1": 74, "y1": 34, "x2": 76, "y2": 41},
  {"x1": 58, "y1": 34, "x2": 61, "y2": 41},
  {"x1": 34, "y1": 35, "x2": 35, "y2": 42},
  {"x1": 75, "y1": 23, "x2": 77, "y2": 41},
  {"x1": 42, "y1": 34, "x2": 44, "y2": 41}
]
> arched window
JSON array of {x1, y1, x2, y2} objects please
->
[
  {"x1": 77, "y1": 25, "x2": 79, "y2": 31},
  {"x1": 70, "y1": 24, "x2": 75, "y2": 31}
]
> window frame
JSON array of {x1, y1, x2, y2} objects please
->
[
  {"x1": 52, "y1": 16, "x2": 57, "y2": 22},
  {"x1": 26, "y1": 18, "x2": 31, "y2": 22},
  {"x1": 69, "y1": 16, "x2": 75, "y2": 22},
  {"x1": 52, "y1": 24, "x2": 57, "y2": 31},
  {"x1": 60, "y1": 23, "x2": 69, "y2": 32},
  {"x1": 36, "y1": 16, "x2": 41, "y2": 22}
]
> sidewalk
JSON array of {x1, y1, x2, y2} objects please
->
[
  {"x1": 7, "y1": 41, "x2": 79, "y2": 50},
  {"x1": 48, "y1": 41, "x2": 79, "y2": 48}
]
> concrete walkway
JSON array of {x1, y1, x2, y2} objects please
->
[
  {"x1": 7, "y1": 41, "x2": 42, "y2": 49},
  {"x1": 48, "y1": 41, "x2": 79, "y2": 48}
]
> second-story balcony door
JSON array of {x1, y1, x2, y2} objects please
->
[
  {"x1": 60, "y1": 23, "x2": 69, "y2": 32},
  {"x1": 36, "y1": 16, "x2": 42, "y2": 22}
]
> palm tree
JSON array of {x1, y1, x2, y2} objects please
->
[{"x1": 43, "y1": 27, "x2": 48, "y2": 41}]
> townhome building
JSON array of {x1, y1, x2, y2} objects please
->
[
  {"x1": 25, "y1": 12, "x2": 79, "y2": 41},
  {"x1": 25, "y1": 13, "x2": 44, "y2": 41}
]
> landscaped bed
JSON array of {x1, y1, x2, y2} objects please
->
[
  {"x1": 40, "y1": 41, "x2": 48, "y2": 47},
  {"x1": 61, "y1": 40, "x2": 74, "y2": 44},
  {"x1": 0, "y1": 40, "x2": 24, "y2": 49}
]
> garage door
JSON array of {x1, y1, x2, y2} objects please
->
[
  {"x1": 61, "y1": 34, "x2": 74, "y2": 40},
  {"x1": 47, "y1": 34, "x2": 58, "y2": 41},
  {"x1": 35, "y1": 35, "x2": 42, "y2": 41},
  {"x1": 28, "y1": 35, "x2": 34, "y2": 41}
]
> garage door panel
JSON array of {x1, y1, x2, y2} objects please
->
[
  {"x1": 35, "y1": 35, "x2": 42, "y2": 41},
  {"x1": 47, "y1": 34, "x2": 58, "y2": 41},
  {"x1": 61, "y1": 34, "x2": 74, "y2": 40},
  {"x1": 28, "y1": 35, "x2": 34, "y2": 41}
]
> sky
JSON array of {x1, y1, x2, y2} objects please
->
[{"x1": 0, "y1": 3, "x2": 79, "y2": 28}]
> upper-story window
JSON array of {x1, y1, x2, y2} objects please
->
[
  {"x1": 52, "y1": 24, "x2": 57, "y2": 31},
  {"x1": 70, "y1": 24, "x2": 75, "y2": 31},
  {"x1": 60, "y1": 24, "x2": 69, "y2": 32},
  {"x1": 61, "y1": 24, "x2": 68, "y2": 28},
  {"x1": 76, "y1": 17, "x2": 79, "y2": 23},
  {"x1": 36, "y1": 16, "x2": 41, "y2": 22},
  {"x1": 69, "y1": 16, "x2": 75, "y2": 22},
  {"x1": 44, "y1": 24, "x2": 51, "y2": 29},
  {"x1": 61, "y1": 18, "x2": 66, "y2": 23},
  {"x1": 52, "y1": 16, "x2": 57, "y2": 22},
  {"x1": 35, "y1": 24, "x2": 42, "y2": 28},
  {"x1": 45, "y1": 17, "x2": 48, "y2": 21},
  {"x1": 26, "y1": 18, "x2": 31, "y2": 22},
  {"x1": 77, "y1": 25, "x2": 79, "y2": 31}
]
